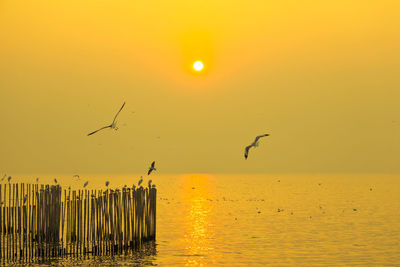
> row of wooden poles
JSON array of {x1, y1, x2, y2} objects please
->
[{"x1": 0, "y1": 183, "x2": 156, "y2": 261}]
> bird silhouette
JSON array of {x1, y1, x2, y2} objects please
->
[
  {"x1": 87, "y1": 102, "x2": 126, "y2": 136},
  {"x1": 244, "y1": 134, "x2": 269, "y2": 159},
  {"x1": 148, "y1": 161, "x2": 156, "y2": 175}
]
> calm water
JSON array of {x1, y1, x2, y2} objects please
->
[{"x1": 6, "y1": 174, "x2": 400, "y2": 266}]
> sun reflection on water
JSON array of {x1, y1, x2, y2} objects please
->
[{"x1": 180, "y1": 174, "x2": 216, "y2": 265}]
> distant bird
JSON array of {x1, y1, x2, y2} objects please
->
[
  {"x1": 87, "y1": 102, "x2": 126, "y2": 136},
  {"x1": 36, "y1": 177, "x2": 39, "y2": 183},
  {"x1": 370, "y1": 188, "x2": 372, "y2": 191},
  {"x1": 105, "y1": 181, "x2": 110, "y2": 187},
  {"x1": 148, "y1": 161, "x2": 156, "y2": 175},
  {"x1": 83, "y1": 181, "x2": 89, "y2": 187},
  {"x1": 7, "y1": 176, "x2": 11, "y2": 182},
  {"x1": 353, "y1": 208, "x2": 357, "y2": 211},
  {"x1": 54, "y1": 178, "x2": 58, "y2": 184},
  {"x1": 244, "y1": 134, "x2": 269, "y2": 159},
  {"x1": 1, "y1": 174, "x2": 6, "y2": 181},
  {"x1": 138, "y1": 177, "x2": 143, "y2": 186},
  {"x1": 148, "y1": 180, "x2": 152, "y2": 187}
]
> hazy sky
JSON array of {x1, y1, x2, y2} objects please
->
[{"x1": 0, "y1": 1, "x2": 399, "y2": 174}]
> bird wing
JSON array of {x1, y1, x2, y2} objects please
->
[
  {"x1": 151, "y1": 161, "x2": 155, "y2": 168},
  {"x1": 254, "y1": 134, "x2": 269, "y2": 143},
  {"x1": 112, "y1": 102, "x2": 126, "y2": 124},
  {"x1": 244, "y1": 145, "x2": 252, "y2": 159},
  {"x1": 148, "y1": 169, "x2": 152, "y2": 175},
  {"x1": 87, "y1": 125, "x2": 112, "y2": 136}
]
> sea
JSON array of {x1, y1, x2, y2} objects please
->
[{"x1": 4, "y1": 173, "x2": 400, "y2": 266}]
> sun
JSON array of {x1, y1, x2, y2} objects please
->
[{"x1": 193, "y1": 61, "x2": 204, "y2": 71}]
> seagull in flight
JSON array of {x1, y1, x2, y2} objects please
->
[
  {"x1": 83, "y1": 181, "x2": 89, "y2": 188},
  {"x1": 244, "y1": 134, "x2": 269, "y2": 159},
  {"x1": 87, "y1": 102, "x2": 126, "y2": 136},
  {"x1": 148, "y1": 161, "x2": 156, "y2": 175}
]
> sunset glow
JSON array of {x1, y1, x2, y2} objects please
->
[{"x1": 193, "y1": 61, "x2": 204, "y2": 71}]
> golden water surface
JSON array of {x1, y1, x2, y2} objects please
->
[{"x1": 7, "y1": 173, "x2": 400, "y2": 266}]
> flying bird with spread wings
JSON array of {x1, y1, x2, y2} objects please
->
[
  {"x1": 148, "y1": 161, "x2": 156, "y2": 175},
  {"x1": 244, "y1": 134, "x2": 269, "y2": 159},
  {"x1": 87, "y1": 102, "x2": 126, "y2": 136}
]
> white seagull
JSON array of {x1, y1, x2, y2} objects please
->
[
  {"x1": 148, "y1": 161, "x2": 156, "y2": 175},
  {"x1": 244, "y1": 134, "x2": 269, "y2": 159},
  {"x1": 87, "y1": 102, "x2": 126, "y2": 136}
]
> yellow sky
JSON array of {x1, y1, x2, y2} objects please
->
[{"x1": 0, "y1": 1, "x2": 399, "y2": 174}]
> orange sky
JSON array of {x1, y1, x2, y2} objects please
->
[{"x1": 0, "y1": 1, "x2": 399, "y2": 174}]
